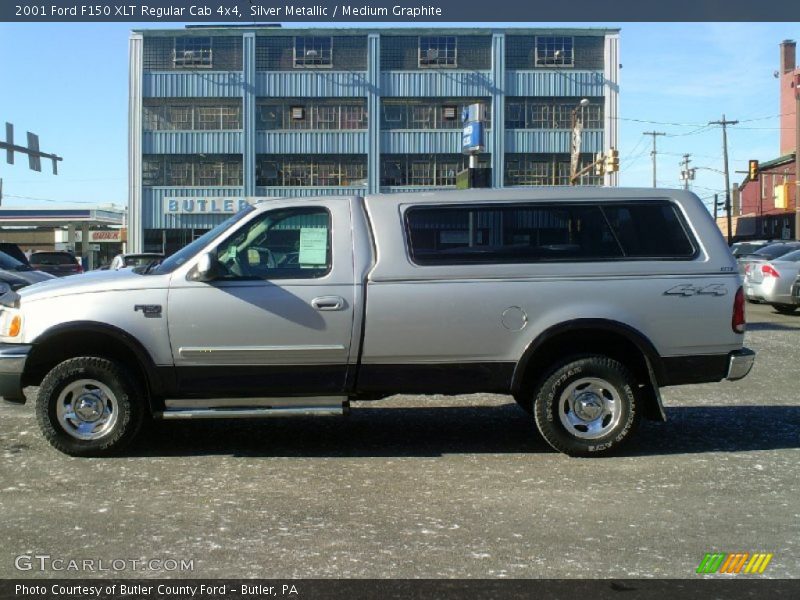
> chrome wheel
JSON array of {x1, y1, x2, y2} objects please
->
[
  {"x1": 55, "y1": 379, "x2": 119, "y2": 441},
  {"x1": 557, "y1": 377, "x2": 622, "y2": 440}
]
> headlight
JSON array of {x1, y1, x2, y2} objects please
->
[{"x1": 0, "y1": 309, "x2": 23, "y2": 340}]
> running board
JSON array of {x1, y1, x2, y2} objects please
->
[
  {"x1": 157, "y1": 396, "x2": 349, "y2": 420},
  {"x1": 158, "y1": 406, "x2": 346, "y2": 420}
]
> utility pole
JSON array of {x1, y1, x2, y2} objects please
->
[
  {"x1": 643, "y1": 131, "x2": 666, "y2": 188},
  {"x1": 680, "y1": 153, "x2": 694, "y2": 190},
  {"x1": 709, "y1": 115, "x2": 739, "y2": 244}
]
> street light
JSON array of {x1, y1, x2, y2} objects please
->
[{"x1": 570, "y1": 98, "x2": 591, "y2": 185}]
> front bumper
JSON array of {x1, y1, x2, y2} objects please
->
[
  {"x1": 726, "y1": 347, "x2": 755, "y2": 381},
  {"x1": 0, "y1": 343, "x2": 31, "y2": 403}
]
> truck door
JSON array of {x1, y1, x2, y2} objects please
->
[{"x1": 166, "y1": 199, "x2": 356, "y2": 397}]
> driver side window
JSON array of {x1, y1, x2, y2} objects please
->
[{"x1": 214, "y1": 207, "x2": 331, "y2": 280}]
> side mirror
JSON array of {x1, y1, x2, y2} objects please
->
[{"x1": 189, "y1": 252, "x2": 222, "y2": 282}]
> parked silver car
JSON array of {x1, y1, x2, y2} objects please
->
[
  {"x1": 744, "y1": 248, "x2": 800, "y2": 313},
  {"x1": 738, "y1": 241, "x2": 800, "y2": 282}
]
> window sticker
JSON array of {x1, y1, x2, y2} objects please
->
[{"x1": 298, "y1": 228, "x2": 328, "y2": 265}]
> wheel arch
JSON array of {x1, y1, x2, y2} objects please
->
[
  {"x1": 512, "y1": 319, "x2": 666, "y2": 421},
  {"x1": 23, "y1": 321, "x2": 167, "y2": 414}
]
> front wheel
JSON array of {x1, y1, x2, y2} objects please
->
[
  {"x1": 532, "y1": 356, "x2": 640, "y2": 457},
  {"x1": 35, "y1": 357, "x2": 144, "y2": 457}
]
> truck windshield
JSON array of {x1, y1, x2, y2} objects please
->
[{"x1": 146, "y1": 206, "x2": 255, "y2": 275}]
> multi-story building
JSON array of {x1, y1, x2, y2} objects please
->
[
  {"x1": 128, "y1": 26, "x2": 620, "y2": 253},
  {"x1": 736, "y1": 39, "x2": 798, "y2": 240}
]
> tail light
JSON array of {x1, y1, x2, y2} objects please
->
[
  {"x1": 761, "y1": 264, "x2": 780, "y2": 278},
  {"x1": 744, "y1": 263, "x2": 751, "y2": 274},
  {"x1": 732, "y1": 286, "x2": 746, "y2": 334},
  {"x1": 75, "y1": 264, "x2": 84, "y2": 274}
]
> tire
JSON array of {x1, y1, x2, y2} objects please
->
[
  {"x1": 35, "y1": 357, "x2": 144, "y2": 457},
  {"x1": 772, "y1": 304, "x2": 798, "y2": 315},
  {"x1": 532, "y1": 355, "x2": 640, "y2": 457}
]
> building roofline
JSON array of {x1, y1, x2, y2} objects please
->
[{"x1": 132, "y1": 26, "x2": 620, "y2": 37}]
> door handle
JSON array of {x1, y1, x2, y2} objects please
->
[{"x1": 311, "y1": 296, "x2": 345, "y2": 311}]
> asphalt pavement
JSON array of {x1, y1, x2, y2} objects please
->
[{"x1": 1, "y1": 302, "x2": 799, "y2": 579}]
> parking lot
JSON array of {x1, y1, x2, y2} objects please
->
[{"x1": 1, "y1": 301, "x2": 799, "y2": 579}]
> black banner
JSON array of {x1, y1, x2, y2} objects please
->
[
  {"x1": 3, "y1": 580, "x2": 800, "y2": 600},
  {"x1": 3, "y1": 0, "x2": 800, "y2": 22}
]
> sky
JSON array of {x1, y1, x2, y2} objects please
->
[{"x1": 0, "y1": 21, "x2": 796, "y2": 215}]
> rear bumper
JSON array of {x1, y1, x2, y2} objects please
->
[
  {"x1": 726, "y1": 347, "x2": 755, "y2": 381},
  {"x1": 660, "y1": 348, "x2": 755, "y2": 385},
  {"x1": 0, "y1": 343, "x2": 31, "y2": 404}
]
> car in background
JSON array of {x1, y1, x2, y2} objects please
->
[
  {"x1": 0, "y1": 243, "x2": 31, "y2": 266},
  {"x1": 28, "y1": 251, "x2": 83, "y2": 277},
  {"x1": 737, "y1": 241, "x2": 800, "y2": 280},
  {"x1": 743, "y1": 248, "x2": 800, "y2": 313},
  {"x1": 101, "y1": 253, "x2": 164, "y2": 271},
  {"x1": 0, "y1": 250, "x2": 56, "y2": 287},
  {"x1": 730, "y1": 239, "x2": 772, "y2": 259}
]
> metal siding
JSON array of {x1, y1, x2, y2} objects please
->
[
  {"x1": 491, "y1": 34, "x2": 505, "y2": 188},
  {"x1": 129, "y1": 34, "x2": 144, "y2": 252},
  {"x1": 255, "y1": 186, "x2": 366, "y2": 197},
  {"x1": 367, "y1": 34, "x2": 381, "y2": 194},
  {"x1": 505, "y1": 130, "x2": 604, "y2": 153},
  {"x1": 256, "y1": 131, "x2": 368, "y2": 154},
  {"x1": 255, "y1": 71, "x2": 369, "y2": 97},
  {"x1": 380, "y1": 71, "x2": 493, "y2": 97},
  {"x1": 505, "y1": 70, "x2": 605, "y2": 96},
  {"x1": 143, "y1": 72, "x2": 244, "y2": 97},
  {"x1": 142, "y1": 131, "x2": 243, "y2": 154},
  {"x1": 143, "y1": 187, "x2": 245, "y2": 229},
  {"x1": 604, "y1": 34, "x2": 620, "y2": 186},
  {"x1": 243, "y1": 33, "x2": 256, "y2": 196},
  {"x1": 381, "y1": 130, "x2": 495, "y2": 154}
]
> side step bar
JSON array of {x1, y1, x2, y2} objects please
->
[{"x1": 158, "y1": 406, "x2": 347, "y2": 420}]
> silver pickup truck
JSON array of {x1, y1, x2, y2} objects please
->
[{"x1": 0, "y1": 188, "x2": 754, "y2": 457}]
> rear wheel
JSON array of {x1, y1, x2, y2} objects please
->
[
  {"x1": 35, "y1": 357, "x2": 144, "y2": 457},
  {"x1": 532, "y1": 356, "x2": 640, "y2": 457},
  {"x1": 772, "y1": 304, "x2": 798, "y2": 315}
]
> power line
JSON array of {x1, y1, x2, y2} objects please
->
[{"x1": 4, "y1": 194, "x2": 98, "y2": 204}]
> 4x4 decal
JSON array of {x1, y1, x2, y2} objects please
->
[{"x1": 664, "y1": 284, "x2": 728, "y2": 297}]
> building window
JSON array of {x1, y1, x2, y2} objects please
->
[
  {"x1": 535, "y1": 36, "x2": 574, "y2": 67},
  {"x1": 505, "y1": 98, "x2": 603, "y2": 129},
  {"x1": 381, "y1": 99, "x2": 491, "y2": 130},
  {"x1": 142, "y1": 155, "x2": 243, "y2": 187},
  {"x1": 380, "y1": 154, "x2": 489, "y2": 187},
  {"x1": 256, "y1": 101, "x2": 367, "y2": 130},
  {"x1": 505, "y1": 156, "x2": 552, "y2": 186},
  {"x1": 143, "y1": 102, "x2": 242, "y2": 131},
  {"x1": 419, "y1": 36, "x2": 457, "y2": 68},
  {"x1": 256, "y1": 155, "x2": 367, "y2": 187},
  {"x1": 504, "y1": 154, "x2": 601, "y2": 186},
  {"x1": 174, "y1": 37, "x2": 212, "y2": 68},
  {"x1": 294, "y1": 37, "x2": 333, "y2": 68}
]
